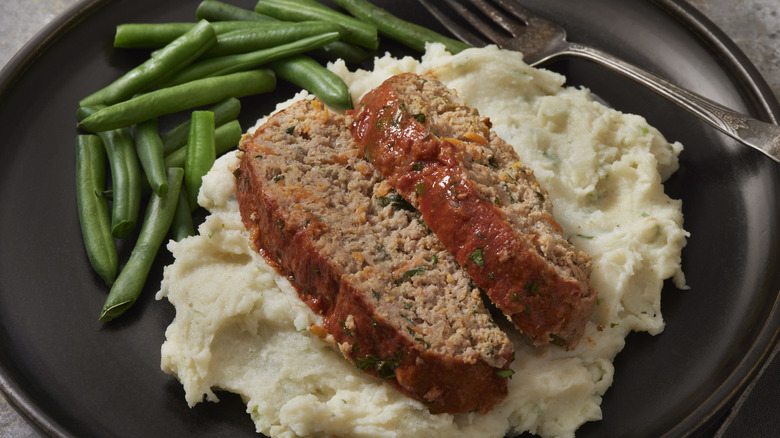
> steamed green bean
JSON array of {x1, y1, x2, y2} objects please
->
[
  {"x1": 333, "y1": 0, "x2": 470, "y2": 54},
  {"x1": 184, "y1": 111, "x2": 216, "y2": 210},
  {"x1": 75, "y1": 135, "x2": 118, "y2": 286},
  {"x1": 161, "y1": 97, "x2": 241, "y2": 154},
  {"x1": 81, "y1": 20, "x2": 217, "y2": 106},
  {"x1": 254, "y1": 0, "x2": 378, "y2": 50},
  {"x1": 271, "y1": 55, "x2": 353, "y2": 110},
  {"x1": 79, "y1": 69, "x2": 276, "y2": 132},
  {"x1": 162, "y1": 32, "x2": 339, "y2": 86},
  {"x1": 164, "y1": 119, "x2": 242, "y2": 169},
  {"x1": 134, "y1": 118, "x2": 169, "y2": 196},
  {"x1": 99, "y1": 167, "x2": 184, "y2": 322}
]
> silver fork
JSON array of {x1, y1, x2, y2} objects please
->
[{"x1": 418, "y1": 0, "x2": 780, "y2": 163}]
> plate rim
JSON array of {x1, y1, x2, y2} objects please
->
[
  {"x1": 0, "y1": 0, "x2": 778, "y2": 437},
  {"x1": 644, "y1": 1, "x2": 780, "y2": 434}
]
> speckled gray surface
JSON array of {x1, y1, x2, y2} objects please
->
[
  {"x1": 1, "y1": 0, "x2": 778, "y2": 437},
  {"x1": 689, "y1": 0, "x2": 780, "y2": 99}
]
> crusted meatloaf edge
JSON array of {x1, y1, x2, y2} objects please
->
[
  {"x1": 349, "y1": 73, "x2": 598, "y2": 349},
  {"x1": 234, "y1": 97, "x2": 513, "y2": 414}
]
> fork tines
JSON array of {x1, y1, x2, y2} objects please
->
[
  {"x1": 418, "y1": 0, "x2": 489, "y2": 47},
  {"x1": 419, "y1": 0, "x2": 535, "y2": 47}
]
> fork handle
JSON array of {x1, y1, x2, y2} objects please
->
[{"x1": 564, "y1": 42, "x2": 780, "y2": 163}]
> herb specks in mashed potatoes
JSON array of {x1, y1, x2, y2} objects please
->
[{"x1": 157, "y1": 44, "x2": 688, "y2": 438}]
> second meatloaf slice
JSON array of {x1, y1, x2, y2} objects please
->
[
  {"x1": 350, "y1": 73, "x2": 597, "y2": 349},
  {"x1": 235, "y1": 97, "x2": 514, "y2": 414}
]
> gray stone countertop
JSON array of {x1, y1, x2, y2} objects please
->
[{"x1": 0, "y1": 0, "x2": 778, "y2": 437}]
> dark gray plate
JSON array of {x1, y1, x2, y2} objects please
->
[{"x1": 0, "y1": 1, "x2": 778, "y2": 437}]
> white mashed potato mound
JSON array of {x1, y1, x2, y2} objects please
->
[{"x1": 157, "y1": 44, "x2": 688, "y2": 438}]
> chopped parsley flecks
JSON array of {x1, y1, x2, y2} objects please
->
[
  {"x1": 376, "y1": 244, "x2": 389, "y2": 260},
  {"x1": 543, "y1": 149, "x2": 560, "y2": 164},
  {"x1": 468, "y1": 248, "x2": 485, "y2": 267},
  {"x1": 376, "y1": 191, "x2": 415, "y2": 211},
  {"x1": 549, "y1": 333, "x2": 568, "y2": 348},
  {"x1": 395, "y1": 266, "x2": 426, "y2": 284},
  {"x1": 356, "y1": 350, "x2": 403, "y2": 379},
  {"x1": 502, "y1": 182, "x2": 517, "y2": 203},
  {"x1": 418, "y1": 218, "x2": 431, "y2": 234},
  {"x1": 495, "y1": 369, "x2": 515, "y2": 378}
]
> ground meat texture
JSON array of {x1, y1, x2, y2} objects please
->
[
  {"x1": 235, "y1": 98, "x2": 514, "y2": 414},
  {"x1": 349, "y1": 73, "x2": 597, "y2": 349}
]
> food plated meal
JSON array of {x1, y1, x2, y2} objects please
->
[
  {"x1": 1, "y1": 1, "x2": 779, "y2": 438},
  {"x1": 158, "y1": 42, "x2": 687, "y2": 436}
]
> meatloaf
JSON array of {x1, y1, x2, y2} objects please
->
[
  {"x1": 235, "y1": 97, "x2": 514, "y2": 414},
  {"x1": 349, "y1": 73, "x2": 597, "y2": 349}
]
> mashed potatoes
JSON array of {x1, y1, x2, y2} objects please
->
[{"x1": 157, "y1": 44, "x2": 688, "y2": 438}]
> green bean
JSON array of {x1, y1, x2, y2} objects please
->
[
  {"x1": 254, "y1": 0, "x2": 378, "y2": 50},
  {"x1": 205, "y1": 21, "x2": 341, "y2": 57},
  {"x1": 114, "y1": 21, "x2": 273, "y2": 49},
  {"x1": 77, "y1": 106, "x2": 142, "y2": 238},
  {"x1": 197, "y1": 0, "x2": 369, "y2": 63},
  {"x1": 332, "y1": 0, "x2": 471, "y2": 54},
  {"x1": 308, "y1": 40, "x2": 369, "y2": 64},
  {"x1": 99, "y1": 167, "x2": 184, "y2": 322},
  {"x1": 134, "y1": 118, "x2": 169, "y2": 196},
  {"x1": 162, "y1": 32, "x2": 339, "y2": 87},
  {"x1": 170, "y1": 189, "x2": 195, "y2": 241},
  {"x1": 75, "y1": 135, "x2": 118, "y2": 286},
  {"x1": 286, "y1": 0, "x2": 335, "y2": 7},
  {"x1": 79, "y1": 69, "x2": 276, "y2": 132},
  {"x1": 162, "y1": 97, "x2": 241, "y2": 154},
  {"x1": 196, "y1": 0, "x2": 275, "y2": 22},
  {"x1": 164, "y1": 119, "x2": 243, "y2": 169},
  {"x1": 114, "y1": 23, "x2": 196, "y2": 48},
  {"x1": 80, "y1": 20, "x2": 217, "y2": 107},
  {"x1": 184, "y1": 111, "x2": 216, "y2": 210},
  {"x1": 271, "y1": 55, "x2": 352, "y2": 110}
]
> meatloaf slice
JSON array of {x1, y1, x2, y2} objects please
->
[
  {"x1": 349, "y1": 73, "x2": 597, "y2": 349},
  {"x1": 235, "y1": 97, "x2": 514, "y2": 414}
]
